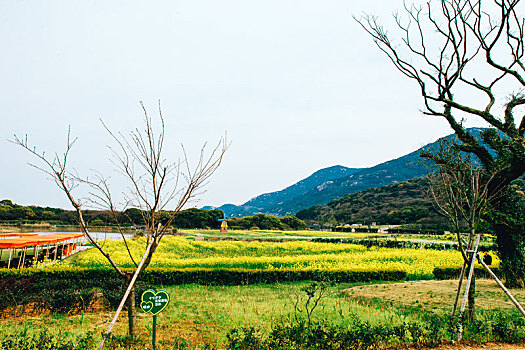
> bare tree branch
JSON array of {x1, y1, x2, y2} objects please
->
[
  {"x1": 356, "y1": 0, "x2": 525, "y2": 180},
  {"x1": 11, "y1": 101, "x2": 229, "y2": 347}
]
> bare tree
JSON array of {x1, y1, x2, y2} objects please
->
[
  {"x1": 12, "y1": 101, "x2": 228, "y2": 348},
  {"x1": 357, "y1": 0, "x2": 525, "y2": 287},
  {"x1": 427, "y1": 142, "x2": 501, "y2": 325}
]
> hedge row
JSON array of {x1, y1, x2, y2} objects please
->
[
  {"x1": 313, "y1": 237, "x2": 495, "y2": 252},
  {"x1": 227, "y1": 309, "x2": 525, "y2": 348},
  {"x1": 0, "y1": 267, "x2": 407, "y2": 286},
  {"x1": 433, "y1": 265, "x2": 502, "y2": 280}
]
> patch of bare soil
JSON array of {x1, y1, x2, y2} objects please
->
[{"x1": 346, "y1": 279, "x2": 525, "y2": 313}]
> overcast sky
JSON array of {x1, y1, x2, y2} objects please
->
[{"x1": 0, "y1": 1, "x2": 484, "y2": 210}]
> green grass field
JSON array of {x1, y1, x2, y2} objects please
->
[
  {"x1": 2, "y1": 280, "x2": 525, "y2": 349},
  {"x1": 0, "y1": 281, "x2": 385, "y2": 348}
]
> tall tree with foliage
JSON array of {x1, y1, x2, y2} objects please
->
[
  {"x1": 12, "y1": 101, "x2": 228, "y2": 348},
  {"x1": 357, "y1": 0, "x2": 525, "y2": 286}
]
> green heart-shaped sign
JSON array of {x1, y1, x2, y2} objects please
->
[
  {"x1": 141, "y1": 301, "x2": 154, "y2": 313},
  {"x1": 140, "y1": 289, "x2": 170, "y2": 315}
]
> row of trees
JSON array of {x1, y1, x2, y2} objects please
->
[
  {"x1": 0, "y1": 200, "x2": 41, "y2": 221},
  {"x1": 0, "y1": 199, "x2": 116, "y2": 225},
  {"x1": 0, "y1": 200, "x2": 307, "y2": 231}
]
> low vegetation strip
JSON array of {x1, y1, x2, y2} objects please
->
[
  {"x1": 313, "y1": 237, "x2": 494, "y2": 251},
  {"x1": 0, "y1": 267, "x2": 407, "y2": 286},
  {"x1": 60, "y1": 236, "x2": 470, "y2": 278},
  {"x1": 226, "y1": 312, "x2": 525, "y2": 349},
  {"x1": 0, "y1": 267, "x2": 406, "y2": 317}
]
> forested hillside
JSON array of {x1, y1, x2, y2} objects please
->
[
  {"x1": 295, "y1": 177, "x2": 446, "y2": 228},
  {"x1": 297, "y1": 173, "x2": 525, "y2": 229}
]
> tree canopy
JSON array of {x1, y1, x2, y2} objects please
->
[{"x1": 358, "y1": 0, "x2": 525, "y2": 286}]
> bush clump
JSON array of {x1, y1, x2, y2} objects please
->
[{"x1": 227, "y1": 311, "x2": 525, "y2": 349}]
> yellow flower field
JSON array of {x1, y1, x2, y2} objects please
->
[{"x1": 63, "y1": 236, "x2": 495, "y2": 277}]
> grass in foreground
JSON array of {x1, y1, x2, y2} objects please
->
[
  {"x1": 2, "y1": 279, "x2": 525, "y2": 349},
  {"x1": 1, "y1": 282, "x2": 404, "y2": 348}
]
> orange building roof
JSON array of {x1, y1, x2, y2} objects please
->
[{"x1": 0, "y1": 233, "x2": 84, "y2": 249}]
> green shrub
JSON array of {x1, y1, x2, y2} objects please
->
[
  {"x1": 0, "y1": 267, "x2": 406, "y2": 287},
  {"x1": 138, "y1": 267, "x2": 407, "y2": 285},
  {"x1": 226, "y1": 310, "x2": 525, "y2": 349},
  {"x1": 313, "y1": 237, "x2": 494, "y2": 252},
  {"x1": 226, "y1": 320, "x2": 437, "y2": 349},
  {"x1": 0, "y1": 269, "x2": 150, "y2": 315}
]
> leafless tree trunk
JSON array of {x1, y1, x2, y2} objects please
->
[
  {"x1": 427, "y1": 143, "x2": 501, "y2": 322},
  {"x1": 12, "y1": 101, "x2": 228, "y2": 348},
  {"x1": 125, "y1": 275, "x2": 136, "y2": 337}
]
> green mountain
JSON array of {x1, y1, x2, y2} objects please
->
[
  {"x1": 267, "y1": 146, "x2": 431, "y2": 216},
  {"x1": 207, "y1": 128, "x2": 493, "y2": 217},
  {"x1": 204, "y1": 165, "x2": 361, "y2": 217}
]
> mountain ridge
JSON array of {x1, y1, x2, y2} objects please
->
[
  {"x1": 203, "y1": 165, "x2": 360, "y2": 216},
  {"x1": 206, "y1": 128, "x2": 489, "y2": 217}
]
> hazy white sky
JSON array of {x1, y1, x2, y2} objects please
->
[{"x1": 1, "y1": 1, "x2": 480, "y2": 210}]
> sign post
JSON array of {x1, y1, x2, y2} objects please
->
[{"x1": 140, "y1": 289, "x2": 170, "y2": 350}]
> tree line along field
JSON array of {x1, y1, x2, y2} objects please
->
[{"x1": 0, "y1": 200, "x2": 309, "y2": 231}]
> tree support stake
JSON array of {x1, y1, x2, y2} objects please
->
[{"x1": 477, "y1": 254, "x2": 525, "y2": 318}]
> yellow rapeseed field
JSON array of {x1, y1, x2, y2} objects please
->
[{"x1": 62, "y1": 236, "x2": 492, "y2": 277}]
